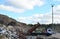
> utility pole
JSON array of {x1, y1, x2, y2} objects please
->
[
  {"x1": 52, "y1": 4, "x2": 55, "y2": 30},
  {"x1": 52, "y1": 5, "x2": 54, "y2": 26}
]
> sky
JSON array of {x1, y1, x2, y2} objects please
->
[{"x1": 0, "y1": 0, "x2": 60, "y2": 24}]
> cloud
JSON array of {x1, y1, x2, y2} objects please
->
[
  {"x1": 0, "y1": 0, "x2": 44, "y2": 13},
  {"x1": 18, "y1": 13, "x2": 60, "y2": 24},
  {"x1": 17, "y1": 5, "x2": 60, "y2": 24},
  {"x1": 17, "y1": 14, "x2": 51, "y2": 24},
  {"x1": 0, "y1": 4, "x2": 25, "y2": 13},
  {"x1": 54, "y1": 5, "x2": 60, "y2": 15},
  {"x1": 53, "y1": 5, "x2": 60, "y2": 23},
  {"x1": 6, "y1": 0, "x2": 44, "y2": 9}
]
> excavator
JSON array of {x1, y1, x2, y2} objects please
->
[{"x1": 27, "y1": 22, "x2": 53, "y2": 36}]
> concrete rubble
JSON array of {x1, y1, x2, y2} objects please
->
[{"x1": 0, "y1": 24, "x2": 60, "y2": 39}]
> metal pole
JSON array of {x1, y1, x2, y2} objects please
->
[
  {"x1": 52, "y1": 5, "x2": 54, "y2": 25},
  {"x1": 52, "y1": 5, "x2": 54, "y2": 30}
]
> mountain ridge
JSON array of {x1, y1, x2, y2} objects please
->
[{"x1": 0, "y1": 14, "x2": 26, "y2": 26}]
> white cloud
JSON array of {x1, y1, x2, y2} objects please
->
[
  {"x1": 54, "y1": 5, "x2": 60, "y2": 15},
  {"x1": 0, "y1": 4, "x2": 25, "y2": 13},
  {"x1": 17, "y1": 5, "x2": 60, "y2": 24},
  {"x1": 6, "y1": 0, "x2": 44, "y2": 9},
  {"x1": 17, "y1": 13, "x2": 51, "y2": 24},
  {"x1": 0, "y1": 0, "x2": 44, "y2": 13},
  {"x1": 18, "y1": 13, "x2": 60, "y2": 24}
]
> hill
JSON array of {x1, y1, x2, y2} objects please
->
[{"x1": 0, "y1": 14, "x2": 26, "y2": 26}]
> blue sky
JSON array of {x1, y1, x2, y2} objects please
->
[{"x1": 0, "y1": 0, "x2": 60, "y2": 24}]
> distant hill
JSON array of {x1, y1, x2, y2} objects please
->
[{"x1": 0, "y1": 14, "x2": 26, "y2": 26}]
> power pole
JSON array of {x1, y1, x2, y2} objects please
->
[
  {"x1": 52, "y1": 4, "x2": 54, "y2": 30},
  {"x1": 52, "y1": 5, "x2": 54, "y2": 26}
]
